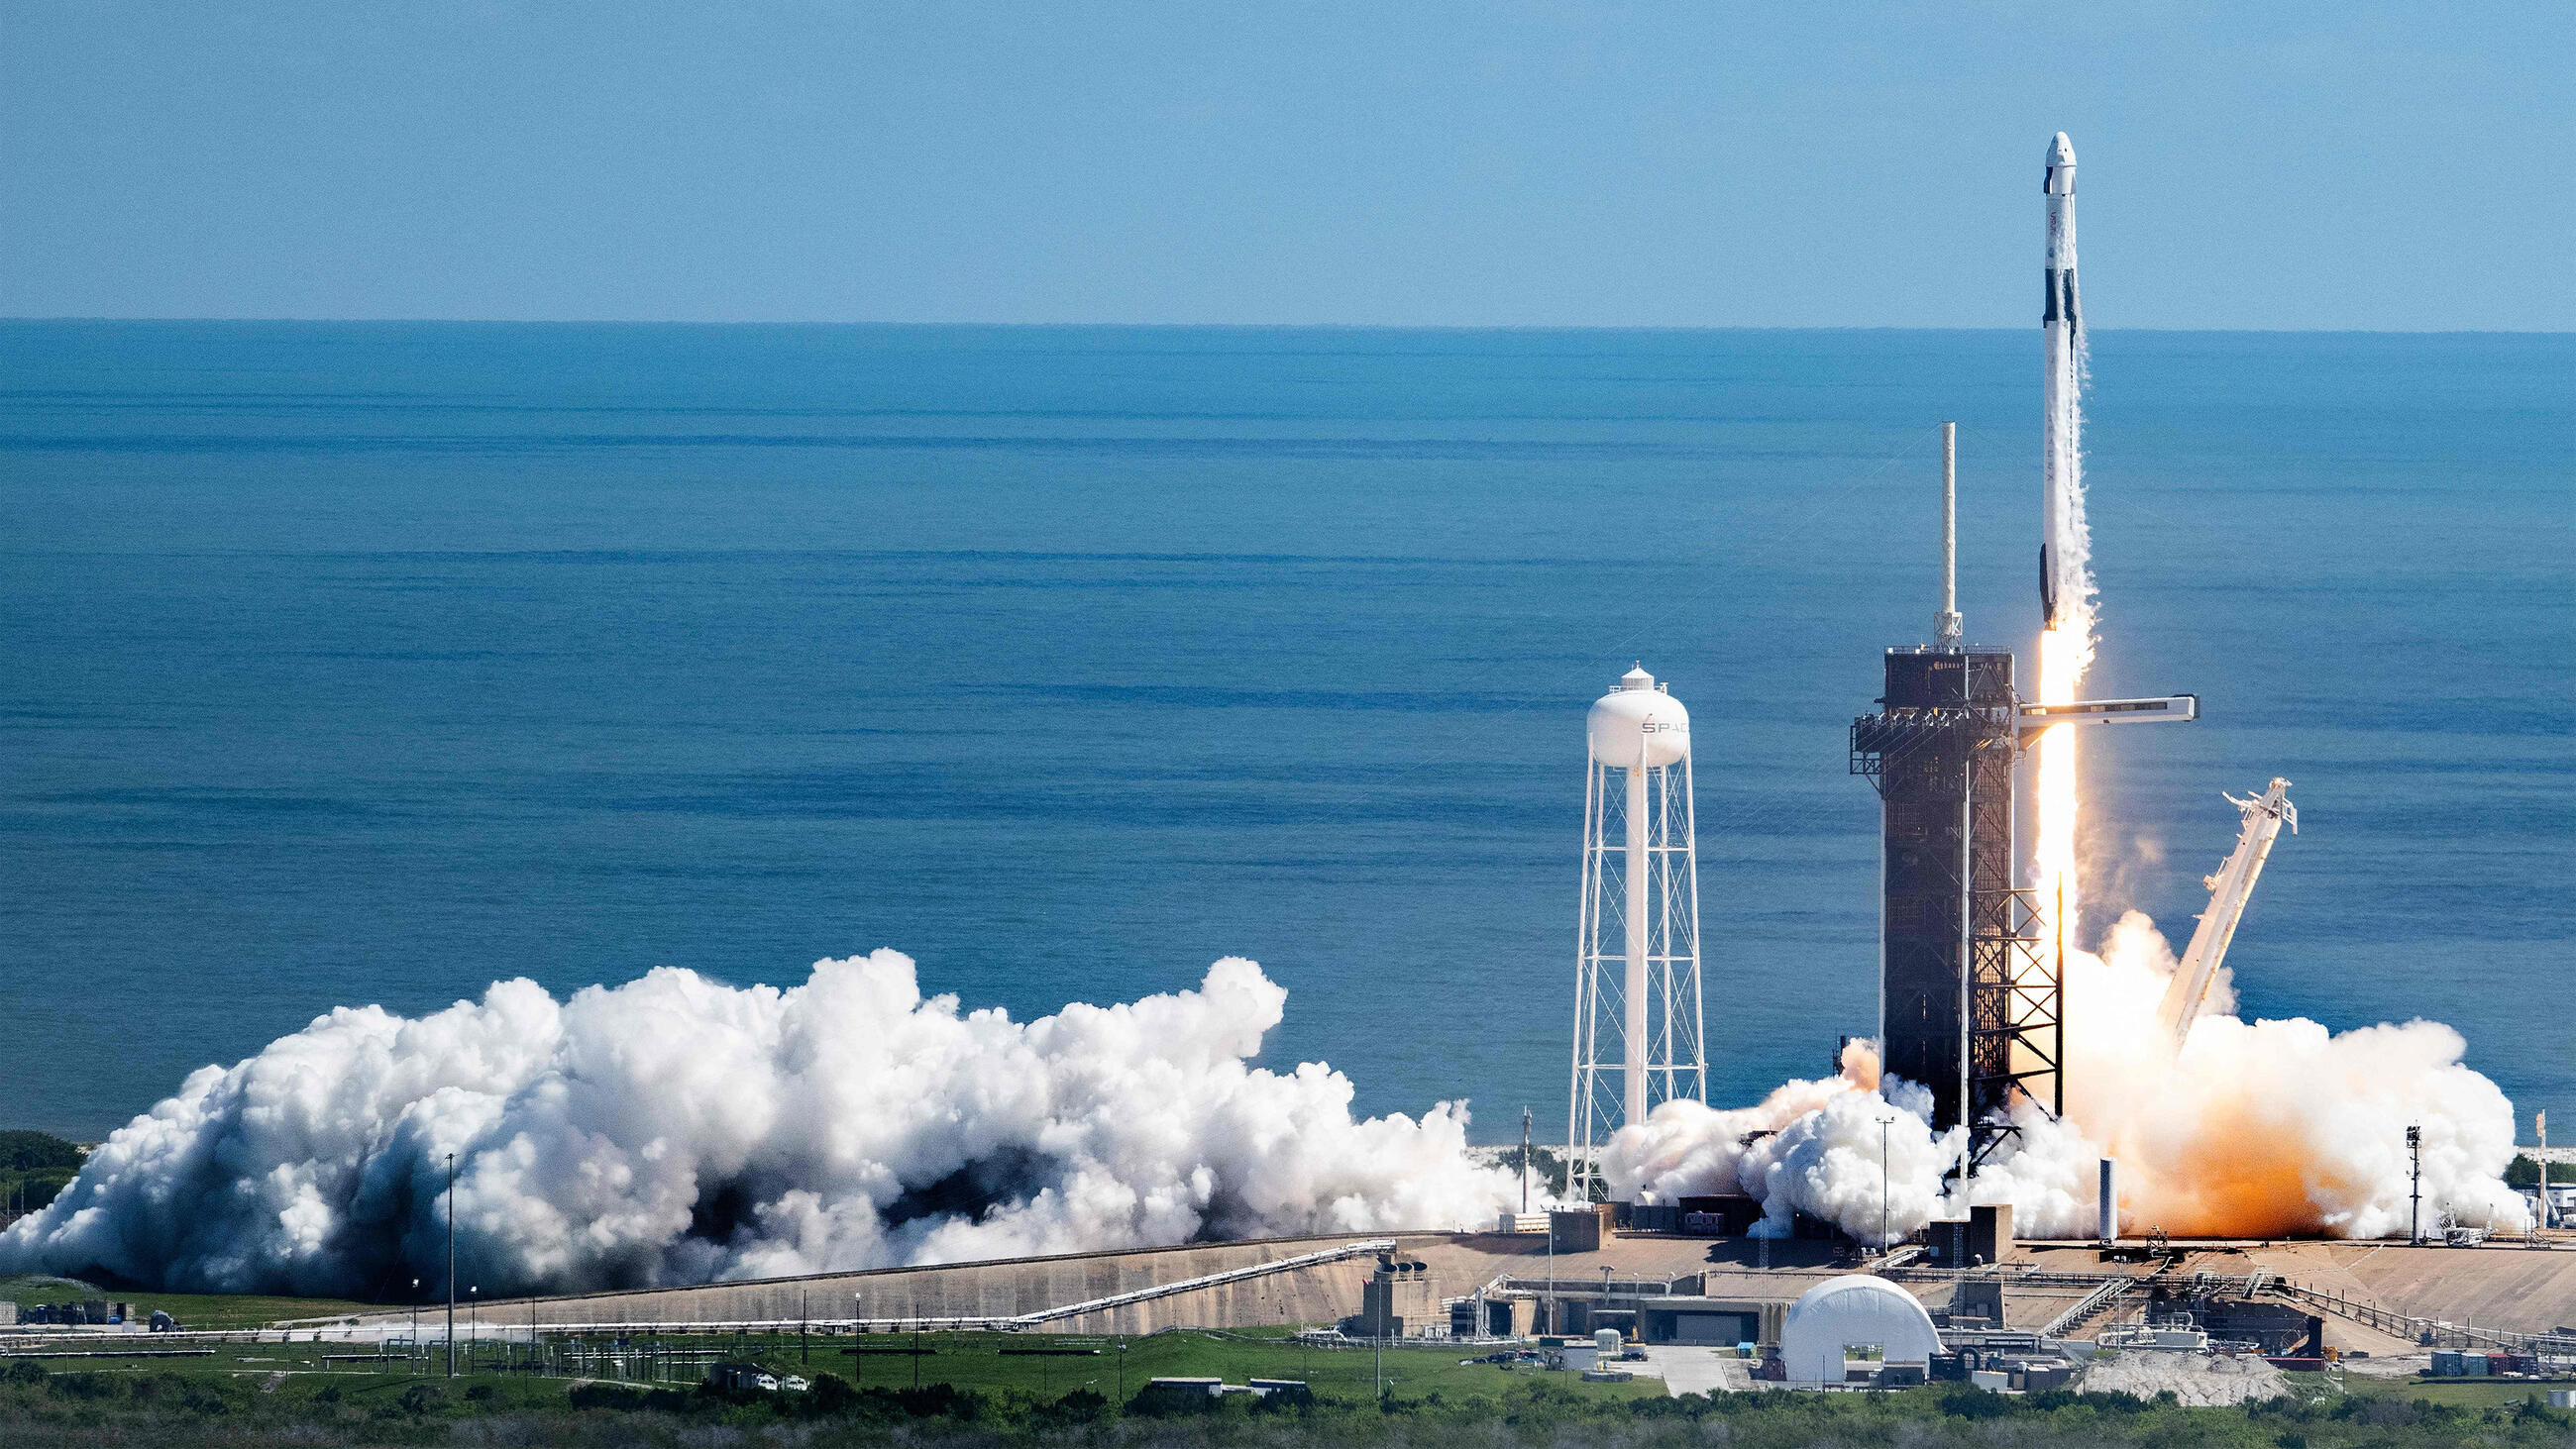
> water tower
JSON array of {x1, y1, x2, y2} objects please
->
[{"x1": 1565, "y1": 666, "x2": 1705, "y2": 1201}]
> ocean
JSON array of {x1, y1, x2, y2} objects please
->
[{"x1": 2, "y1": 322, "x2": 2567, "y2": 1147}]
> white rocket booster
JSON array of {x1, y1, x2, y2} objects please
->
[{"x1": 2041, "y1": 131, "x2": 2083, "y2": 628}]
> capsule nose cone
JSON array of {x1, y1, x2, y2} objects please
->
[{"x1": 2048, "y1": 132, "x2": 2076, "y2": 167}]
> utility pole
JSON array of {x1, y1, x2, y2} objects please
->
[
  {"x1": 445, "y1": 1153, "x2": 457, "y2": 1378},
  {"x1": 1878, "y1": 1114, "x2": 1896, "y2": 1252},
  {"x1": 2407, "y1": 1126, "x2": 2423, "y2": 1245}
]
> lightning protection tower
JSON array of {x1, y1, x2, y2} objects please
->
[{"x1": 1566, "y1": 666, "x2": 1705, "y2": 1201}]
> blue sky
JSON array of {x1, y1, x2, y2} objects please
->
[{"x1": 2, "y1": 3, "x2": 2565, "y2": 328}]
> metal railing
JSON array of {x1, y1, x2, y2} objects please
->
[
  {"x1": 2263, "y1": 1279, "x2": 2576, "y2": 1357},
  {"x1": 2039, "y1": 1278, "x2": 2131, "y2": 1338},
  {"x1": 1491, "y1": 1276, "x2": 1692, "y2": 1297}
]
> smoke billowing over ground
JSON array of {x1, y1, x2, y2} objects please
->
[
  {"x1": 0, "y1": 928, "x2": 2529, "y2": 1296},
  {"x1": 0, "y1": 956, "x2": 1515, "y2": 1296},
  {"x1": 1601, "y1": 917, "x2": 2529, "y2": 1244}
]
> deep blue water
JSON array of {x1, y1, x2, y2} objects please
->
[{"x1": 2, "y1": 323, "x2": 2567, "y2": 1145}]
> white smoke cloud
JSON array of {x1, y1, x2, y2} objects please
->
[
  {"x1": 0, "y1": 956, "x2": 1516, "y2": 1296},
  {"x1": 1599, "y1": 1044, "x2": 1955, "y2": 1248},
  {"x1": 1601, "y1": 910, "x2": 2527, "y2": 1246}
]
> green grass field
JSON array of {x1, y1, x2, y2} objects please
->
[
  {"x1": 11, "y1": 1279, "x2": 2576, "y2": 1449},
  {"x1": 1, "y1": 1322, "x2": 1663, "y2": 1406},
  {"x1": 1, "y1": 1274, "x2": 377, "y2": 1330},
  {"x1": 5, "y1": 1329, "x2": 2575, "y2": 1449},
  {"x1": 2330, "y1": 1371, "x2": 2576, "y2": 1409}
]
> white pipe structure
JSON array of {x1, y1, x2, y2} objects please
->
[
  {"x1": 2155, "y1": 778, "x2": 2299, "y2": 1045},
  {"x1": 1566, "y1": 666, "x2": 1704, "y2": 1201},
  {"x1": 2040, "y1": 131, "x2": 2084, "y2": 629},
  {"x1": 1936, "y1": 421, "x2": 1962, "y2": 649}
]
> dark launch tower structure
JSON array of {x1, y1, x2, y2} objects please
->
[
  {"x1": 1845, "y1": 419, "x2": 2195, "y2": 1176},
  {"x1": 1850, "y1": 648, "x2": 2059, "y2": 1170}
]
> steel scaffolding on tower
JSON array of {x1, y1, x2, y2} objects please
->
[{"x1": 1851, "y1": 647, "x2": 2059, "y2": 1174}]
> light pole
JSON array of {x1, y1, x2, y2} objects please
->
[
  {"x1": 1878, "y1": 1114, "x2": 1896, "y2": 1252},
  {"x1": 470, "y1": 1287, "x2": 480, "y2": 1373},
  {"x1": 410, "y1": 1280, "x2": 421, "y2": 1375},
  {"x1": 445, "y1": 1153, "x2": 457, "y2": 1378},
  {"x1": 2407, "y1": 1126, "x2": 2423, "y2": 1244}
]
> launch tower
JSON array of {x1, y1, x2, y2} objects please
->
[
  {"x1": 1853, "y1": 642, "x2": 2055, "y2": 1163},
  {"x1": 1852, "y1": 426, "x2": 2059, "y2": 1167},
  {"x1": 1852, "y1": 424, "x2": 2198, "y2": 1173}
]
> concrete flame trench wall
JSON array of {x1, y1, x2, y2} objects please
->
[{"x1": 340, "y1": 1233, "x2": 1765, "y2": 1336}]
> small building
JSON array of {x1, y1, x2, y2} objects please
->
[
  {"x1": 1342, "y1": 1254, "x2": 1439, "y2": 1338},
  {"x1": 1948, "y1": 1277, "x2": 2005, "y2": 1328},
  {"x1": 705, "y1": 1363, "x2": 782, "y2": 1392},
  {"x1": 1928, "y1": 1204, "x2": 2014, "y2": 1268},
  {"x1": 1677, "y1": 1195, "x2": 1766, "y2": 1236},
  {"x1": 1549, "y1": 1205, "x2": 1610, "y2": 1253},
  {"x1": 1629, "y1": 1296, "x2": 1783, "y2": 1347},
  {"x1": 1247, "y1": 1379, "x2": 1313, "y2": 1402},
  {"x1": 1138, "y1": 1376, "x2": 1310, "y2": 1405}
]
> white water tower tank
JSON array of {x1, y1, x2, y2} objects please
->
[{"x1": 1586, "y1": 666, "x2": 1690, "y2": 769}]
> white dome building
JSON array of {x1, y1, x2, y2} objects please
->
[{"x1": 1776, "y1": 1275, "x2": 1943, "y2": 1386}]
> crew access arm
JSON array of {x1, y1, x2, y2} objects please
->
[{"x1": 2155, "y1": 778, "x2": 2299, "y2": 1046}]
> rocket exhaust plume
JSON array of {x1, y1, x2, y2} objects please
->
[
  {"x1": 1603, "y1": 133, "x2": 2528, "y2": 1248},
  {"x1": 2035, "y1": 129, "x2": 2093, "y2": 960}
]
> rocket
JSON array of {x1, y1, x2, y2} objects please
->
[{"x1": 2040, "y1": 131, "x2": 2083, "y2": 629}]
